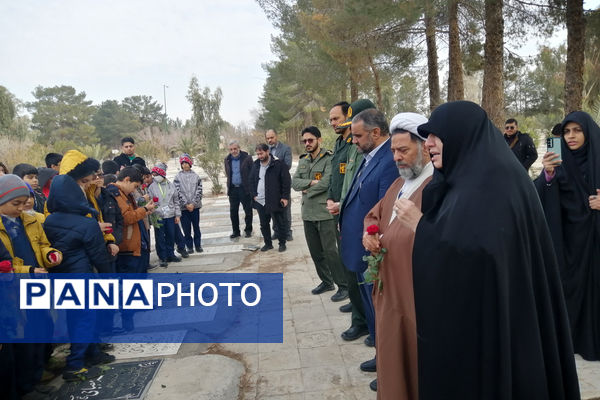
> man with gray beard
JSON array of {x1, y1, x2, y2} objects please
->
[{"x1": 362, "y1": 112, "x2": 433, "y2": 397}]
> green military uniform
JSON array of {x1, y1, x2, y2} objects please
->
[
  {"x1": 339, "y1": 143, "x2": 364, "y2": 208},
  {"x1": 293, "y1": 148, "x2": 347, "y2": 291},
  {"x1": 327, "y1": 134, "x2": 355, "y2": 202}
]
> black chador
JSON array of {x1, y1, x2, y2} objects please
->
[{"x1": 412, "y1": 101, "x2": 580, "y2": 400}]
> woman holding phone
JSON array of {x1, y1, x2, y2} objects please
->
[{"x1": 535, "y1": 111, "x2": 600, "y2": 361}]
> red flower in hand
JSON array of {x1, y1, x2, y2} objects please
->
[
  {"x1": 48, "y1": 252, "x2": 59, "y2": 263},
  {"x1": 105, "y1": 227, "x2": 113, "y2": 234},
  {"x1": 0, "y1": 260, "x2": 12, "y2": 273},
  {"x1": 153, "y1": 197, "x2": 159, "y2": 203},
  {"x1": 366, "y1": 225, "x2": 380, "y2": 235}
]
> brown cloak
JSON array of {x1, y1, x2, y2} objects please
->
[{"x1": 364, "y1": 176, "x2": 431, "y2": 400}]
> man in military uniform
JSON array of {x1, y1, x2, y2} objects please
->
[
  {"x1": 327, "y1": 99, "x2": 375, "y2": 343},
  {"x1": 293, "y1": 126, "x2": 348, "y2": 300}
]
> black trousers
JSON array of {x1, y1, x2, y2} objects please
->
[
  {"x1": 228, "y1": 186, "x2": 253, "y2": 234},
  {"x1": 254, "y1": 202, "x2": 286, "y2": 246}
]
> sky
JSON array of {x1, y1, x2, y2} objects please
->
[
  {"x1": 0, "y1": 0, "x2": 278, "y2": 127},
  {"x1": 1, "y1": 0, "x2": 599, "y2": 128}
]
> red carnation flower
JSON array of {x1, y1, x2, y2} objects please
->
[
  {"x1": 47, "y1": 252, "x2": 59, "y2": 263},
  {"x1": 153, "y1": 197, "x2": 159, "y2": 203},
  {"x1": 105, "y1": 227, "x2": 113, "y2": 234},
  {"x1": 366, "y1": 225, "x2": 380, "y2": 235}
]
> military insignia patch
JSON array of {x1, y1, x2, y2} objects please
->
[
  {"x1": 314, "y1": 172, "x2": 322, "y2": 180},
  {"x1": 339, "y1": 163, "x2": 346, "y2": 174}
]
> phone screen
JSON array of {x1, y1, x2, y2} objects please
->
[{"x1": 546, "y1": 137, "x2": 562, "y2": 162}]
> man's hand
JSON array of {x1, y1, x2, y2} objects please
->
[
  {"x1": 145, "y1": 202, "x2": 156, "y2": 212},
  {"x1": 394, "y1": 198, "x2": 423, "y2": 232},
  {"x1": 33, "y1": 267, "x2": 47, "y2": 274},
  {"x1": 542, "y1": 152, "x2": 562, "y2": 175},
  {"x1": 362, "y1": 232, "x2": 381, "y2": 254},
  {"x1": 107, "y1": 243, "x2": 119, "y2": 257},
  {"x1": 280, "y1": 199, "x2": 288, "y2": 208},
  {"x1": 175, "y1": 216, "x2": 180, "y2": 224},
  {"x1": 186, "y1": 204, "x2": 194, "y2": 212},
  {"x1": 589, "y1": 189, "x2": 600, "y2": 210},
  {"x1": 326, "y1": 199, "x2": 340, "y2": 215},
  {"x1": 310, "y1": 180, "x2": 319, "y2": 186}
]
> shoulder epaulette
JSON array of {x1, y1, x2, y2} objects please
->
[
  {"x1": 299, "y1": 153, "x2": 308, "y2": 159},
  {"x1": 322, "y1": 150, "x2": 333, "y2": 156},
  {"x1": 346, "y1": 137, "x2": 352, "y2": 143}
]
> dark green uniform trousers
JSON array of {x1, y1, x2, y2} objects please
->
[
  {"x1": 333, "y1": 215, "x2": 367, "y2": 329},
  {"x1": 303, "y1": 219, "x2": 347, "y2": 291}
]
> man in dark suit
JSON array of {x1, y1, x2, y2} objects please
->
[
  {"x1": 224, "y1": 140, "x2": 254, "y2": 238},
  {"x1": 266, "y1": 129, "x2": 293, "y2": 241},
  {"x1": 339, "y1": 109, "x2": 399, "y2": 389}
]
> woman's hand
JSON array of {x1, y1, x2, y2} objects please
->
[
  {"x1": 542, "y1": 152, "x2": 562, "y2": 175},
  {"x1": 589, "y1": 189, "x2": 600, "y2": 210}
]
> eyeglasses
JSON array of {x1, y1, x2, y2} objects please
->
[
  {"x1": 505, "y1": 126, "x2": 516, "y2": 130},
  {"x1": 301, "y1": 138, "x2": 315, "y2": 144}
]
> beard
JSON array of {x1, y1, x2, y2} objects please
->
[
  {"x1": 357, "y1": 136, "x2": 375, "y2": 154},
  {"x1": 397, "y1": 149, "x2": 425, "y2": 180}
]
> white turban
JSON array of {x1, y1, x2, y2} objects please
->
[{"x1": 389, "y1": 112, "x2": 428, "y2": 141}]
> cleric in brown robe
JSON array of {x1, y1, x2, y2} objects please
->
[{"x1": 362, "y1": 113, "x2": 432, "y2": 400}]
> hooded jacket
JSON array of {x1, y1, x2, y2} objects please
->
[
  {"x1": 44, "y1": 175, "x2": 111, "y2": 273},
  {"x1": 147, "y1": 179, "x2": 181, "y2": 219},
  {"x1": 0, "y1": 212, "x2": 61, "y2": 274},
  {"x1": 174, "y1": 170, "x2": 203, "y2": 209}
]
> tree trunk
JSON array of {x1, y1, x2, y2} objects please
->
[
  {"x1": 425, "y1": 0, "x2": 441, "y2": 112},
  {"x1": 367, "y1": 52, "x2": 384, "y2": 110},
  {"x1": 481, "y1": 0, "x2": 504, "y2": 129},
  {"x1": 350, "y1": 75, "x2": 359, "y2": 103},
  {"x1": 447, "y1": 0, "x2": 464, "y2": 101},
  {"x1": 564, "y1": 0, "x2": 585, "y2": 114}
]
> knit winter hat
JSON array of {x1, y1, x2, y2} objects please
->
[
  {"x1": 152, "y1": 162, "x2": 167, "y2": 177},
  {"x1": 179, "y1": 153, "x2": 193, "y2": 167},
  {"x1": 0, "y1": 175, "x2": 31, "y2": 205}
]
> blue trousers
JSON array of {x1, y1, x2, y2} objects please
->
[
  {"x1": 154, "y1": 217, "x2": 177, "y2": 260},
  {"x1": 181, "y1": 208, "x2": 201, "y2": 250},
  {"x1": 66, "y1": 310, "x2": 100, "y2": 370},
  {"x1": 357, "y1": 270, "x2": 376, "y2": 341}
]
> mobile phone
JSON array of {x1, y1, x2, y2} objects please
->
[{"x1": 546, "y1": 137, "x2": 562, "y2": 161}]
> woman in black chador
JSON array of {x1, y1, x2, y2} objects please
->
[
  {"x1": 535, "y1": 110, "x2": 600, "y2": 361},
  {"x1": 396, "y1": 101, "x2": 580, "y2": 400}
]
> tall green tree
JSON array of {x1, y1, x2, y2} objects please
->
[
  {"x1": 92, "y1": 100, "x2": 142, "y2": 146},
  {"x1": 187, "y1": 77, "x2": 225, "y2": 194},
  {"x1": 564, "y1": 0, "x2": 585, "y2": 113},
  {"x1": 0, "y1": 86, "x2": 16, "y2": 132},
  {"x1": 122, "y1": 95, "x2": 163, "y2": 126},
  {"x1": 26, "y1": 85, "x2": 97, "y2": 145},
  {"x1": 482, "y1": 0, "x2": 505, "y2": 128}
]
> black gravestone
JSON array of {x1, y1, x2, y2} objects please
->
[{"x1": 51, "y1": 359, "x2": 162, "y2": 400}]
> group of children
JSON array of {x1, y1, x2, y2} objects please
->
[{"x1": 0, "y1": 149, "x2": 204, "y2": 399}]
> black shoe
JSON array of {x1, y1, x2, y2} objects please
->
[
  {"x1": 360, "y1": 357, "x2": 376, "y2": 372},
  {"x1": 99, "y1": 343, "x2": 114, "y2": 351},
  {"x1": 330, "y1": 289, "x2": 349, "y2": 302},
  {"x1": 147, "y1": 263, "x2": 159, "y2": 271},
  {"x1": 370, "y1": 379, "x2": 377, "y2": 392},
  {"x1": 339, "y1": 303, "x2": 352, "y2": 313},
  {"x1": 230, "y1": 233, "x2": 241, "y2": 239},
  {"x1": 167, "y1": 256, "x2": 182, "y2": 262},
  {"x1": 177, "y1": 249, "x2": 189, "y2": 258},
  {"x1": 196, "y1": 247, "x2": 204, "y2": 253},
  {"x1": 187, "y1": 248, "x2": 194, "y2": 254},
  {"x1": 311, "y1": 282, "x2": 335, "y2": 295},
  {"x1": 85, "y1": 352, "x2": 115, "y2": 367},
  {"x1": 341, "y1": 325, "x2": 369, "y2": 341},
  {"x1": 244, "y1": 231, "x2": 252, "y2": 238},
  {"x1": 261, "y1": 244, "x2": 273, "y2": 252},
  {"x1": 159, "y1": 260, "x2": 168, "y2": 268},
  {"x1": 62, "y1": 366, "x2": 103, "y2": 382},
  {"x1": 278, "y1": 244, "x2": 286, "y2": 252},
  {"x1": 364, "y1": 334, "x2": 375, "y2": 347}
]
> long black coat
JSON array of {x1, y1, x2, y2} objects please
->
[
  {"x1": 413, "y1": 101, "x2": 580, "y2": 400},
  {"x1": 534, "y1": 111, "x2": 600, "y2": 361},
  {"x1": 249, "y1": 156, "x2": 290, "y2": 213},
  {"x1": 224, "y1": 151, "x2": 254, "y2": 195}
]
